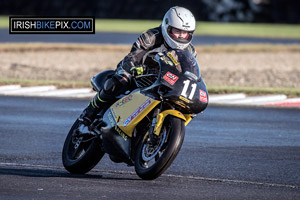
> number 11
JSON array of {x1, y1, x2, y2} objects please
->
[{"x1": 181, "y1": 80, "x2": 197, "y2": 100}]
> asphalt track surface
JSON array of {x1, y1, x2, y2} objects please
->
[
  {"x1": 1, "y1": 28, "x2": 300, "y2": 45},
  {"x1": 0, "y1": 96, "x2": 299, "y2": 199}
]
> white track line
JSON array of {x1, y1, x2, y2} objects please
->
[
  {"x1": 0, "y1": 85, "x2": 56, "y2": 95},
  {"x1": 217, "y1": 95, "x2": 287, "y2": 105},
  {"x1": 209, "y1": 93, "x2": 246, "y2": 103},
  {"x1": 34, "y1": 88, "x2": 94, "y2": 97},
  {"x1": 0, "y1": 85, "x2": 21, "y2": 91},
  {"x1": 265, "y1": 97, "x2": 300, "y2": 104},
  {"x1": 0, "y1": 86, "x2": 299, "y2": 107},
  {"x1": 0, "y1": 162, "x2": 298, "y2": 189}
]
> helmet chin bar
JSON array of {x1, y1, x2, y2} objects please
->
[
  {"x1": 174, "y1": 37, "x2": 190, "y2": 44},
  {"x1": 164, "y1": 36, "x2": 187, "y2": 50},
  {"x1": 167, "y1": 26, "x2": 193, "y2": 44}
]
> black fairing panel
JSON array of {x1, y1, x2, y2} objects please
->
[
  {"x1": 159, "y1": 60, "x2": 208, "y2": 114},
  {"x1": 101, "y1": 108, "x2": 132, "y2": 164}
]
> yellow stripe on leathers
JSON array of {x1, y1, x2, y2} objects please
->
[
  {"x1": 110, "y1": 91, "x2": 160, "y2": 137},
  {"x1": 152, "y1": 110, "x2": 193, "y2": 136}
]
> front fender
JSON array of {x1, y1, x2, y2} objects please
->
[{"x1": 153, "y1": 110, "x2": 193, "y2": 136}]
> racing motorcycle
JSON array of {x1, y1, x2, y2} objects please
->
[{"x1": 62, "y1": 49, "x2": 208, "y2": 180}]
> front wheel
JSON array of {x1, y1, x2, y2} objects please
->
[
  {"x1": 62, "y1": 119, "x2": 105, "y2": 174},
  {"x1": 135, "y1": 116, "x2": 185, "y2": 180}
]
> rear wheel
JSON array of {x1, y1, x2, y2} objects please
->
[
  {"x1": 62, "y1": 120, "x2": 105, "y2": 174},
  {"x1": 135, "y1": 116, "x2": 185, "y2": 180}
]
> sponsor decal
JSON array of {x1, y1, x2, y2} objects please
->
[
  {"x1": 124, "y1": 98, "x2": 151, "y2": 126},
  {"x1": 116, "y1": 94, "x2": 133, "y2": 107},
  {"x1": 163, "y1": 72, "x2": 179, "y2": 85},
  {"x1": 107, "y1": 110, "x2": 116, "y2": 126},
  {"x1": 160, "y1": 56, "x2": 169, "y2": 65},
  {"x1": 114, "y1": 126, "x2": 128, "y2": 141},
  {"x1": 179, "y1": 96, "x2": 190, "y2": 103},
  {"x1": 167, "y1": 52, "x2": 179, "y2": 66},
  {"x1": 199, "y1": 90, "x2": 208, "y2": 103},
  {"x1": 167, "y1": 60, "x2": 174, "y2": 66},
  {"x1": 9, "y1": 16, "x2": 95, "y2": 34}
]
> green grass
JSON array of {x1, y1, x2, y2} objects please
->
[
  {"x1": 1, "y1": 16, "x2": 300, "y2": 39},
  {"x1": 95, "y1": 19, "x2": 300, "y2": 39},
  {"x1": 194, "y1": 22, "x2": 300, "y2": 39},
  {"x1": 0, "y1": 16, "x2": 9, "y2": 27}
]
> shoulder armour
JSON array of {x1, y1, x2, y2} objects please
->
[{"x1": 135, "y1": 28, "x2": 161, "y2": 50}]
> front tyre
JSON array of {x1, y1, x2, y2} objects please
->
[
  {"x1": 62, "y1": 119, "x2": 105, "y2": 174},
  {"x1": 135, "y1": 116, "x2": 185, "y2": 180}
]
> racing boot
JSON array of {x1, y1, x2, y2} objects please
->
[{"x1": 76, "y1": 93, "x2": 107, "y2": 135}]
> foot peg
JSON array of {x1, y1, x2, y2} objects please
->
[{"x1": 76, "y1": 123, "x2": 96, "y2": 137}]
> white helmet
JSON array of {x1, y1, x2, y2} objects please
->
[{"x1": 162, "y1": 6, "x2": 196, "y2": 49}]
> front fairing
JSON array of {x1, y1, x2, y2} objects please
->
[
  {"x1": 144, "y1": 51, "x2": 208, "y2": 114},
  {"x1": 160, "y1": 63, "x2": 208, "y2": 114}
]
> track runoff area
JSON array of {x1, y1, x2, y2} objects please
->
[{"x1": 0, "y1": 85, "x2": 299, "y2": 108}]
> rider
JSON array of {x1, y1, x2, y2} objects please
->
[{"x1": 78, "y1": 6, "x2": 197, "y2": 133}]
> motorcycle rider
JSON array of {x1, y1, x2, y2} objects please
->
[{"x1": 78, "y1": 6, "x2": 197, "y2": 133}]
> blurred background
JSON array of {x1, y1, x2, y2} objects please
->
[
  {"x1": 0, "y1": 0, "x2": 299, "y2": 23},
  {"x1": 0, "y1": 0, "x2": 299, "y2": 96}
]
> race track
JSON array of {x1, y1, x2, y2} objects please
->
[{"x1": 0, "y1": 96, "x2": 299, "y2": 199}]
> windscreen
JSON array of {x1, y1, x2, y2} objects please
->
[{"x1": 166, "y1": 49, "x2": 201, "y2": 81}]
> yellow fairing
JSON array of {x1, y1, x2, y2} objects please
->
[
  {"x1": 153, "y1": 110, "x2": 193, "y2": 136},
  {"x1": 184, "y1": 114, "x2": 193, "y2": 126},
  {"x1": 110, "y1": 91, "x2": 160, "y2": 137}
]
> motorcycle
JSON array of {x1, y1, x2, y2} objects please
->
[{"x1": 62, "y1": 49, "x2": 208, "y2": 180}]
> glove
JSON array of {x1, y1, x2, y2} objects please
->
[{"x1": 130, "y1": 64, "x2": 145, "y2": 76}]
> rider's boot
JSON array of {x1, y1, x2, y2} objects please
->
[
  {"x1": 77, "y1": 93, "x2": 107, "y2": 135},
  {"x1": 77, "y1": 73, "x2": 127, "y2": 135}
]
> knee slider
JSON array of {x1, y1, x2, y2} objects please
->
[
  {"x1": 102, "y1": 76, "x2": 124, "y2": 96},
  {"x1": 101, "y1": 74, "x2": 131, "y2": 100},
  {"x1": 103, "y1": 78, "x2": 116, "y2": 95}
]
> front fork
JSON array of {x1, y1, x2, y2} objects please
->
[
  {"x1": 148, "y1": 107, "x2": 161, "y2": 142},
  {"x1": 147, "y1": 106, "x2": 194, "y2": 143}
]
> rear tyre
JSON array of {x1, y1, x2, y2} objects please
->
[
  {"x1": 135, "y1": 116, "x2": 185, "y2": 180},
  {"x1": 62, "y1": 120, "x2": 105, "y2": 174}
]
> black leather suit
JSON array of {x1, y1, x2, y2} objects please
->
[{"x1": 85, "y1": 26, "x2": 197, "y2": 122}]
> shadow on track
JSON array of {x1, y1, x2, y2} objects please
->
[{"x1": 0, "y1": 167, "x2": 140, "y2": 181}]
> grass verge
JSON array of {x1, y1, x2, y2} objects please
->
[
  {"x1": 1, "y1": 43, "x2": 299, "y2": 97},
  {"x1": 95, "y1": 19, "x2": 300, "y2": 39},
  {"x1": 0, "y1": 43, "x2": 300, "y2": 53},
  {"x1": 1, "y1": 16, "x2": 300, "y2": 39}
]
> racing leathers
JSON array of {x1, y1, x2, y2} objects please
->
[{"x1": 80, "y1": 26, "x2": 197, "y2": 125}]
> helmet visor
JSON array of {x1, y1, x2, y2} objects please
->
[{"x1": 167, "y1": 26, "x2": 193, "y2": 44}]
